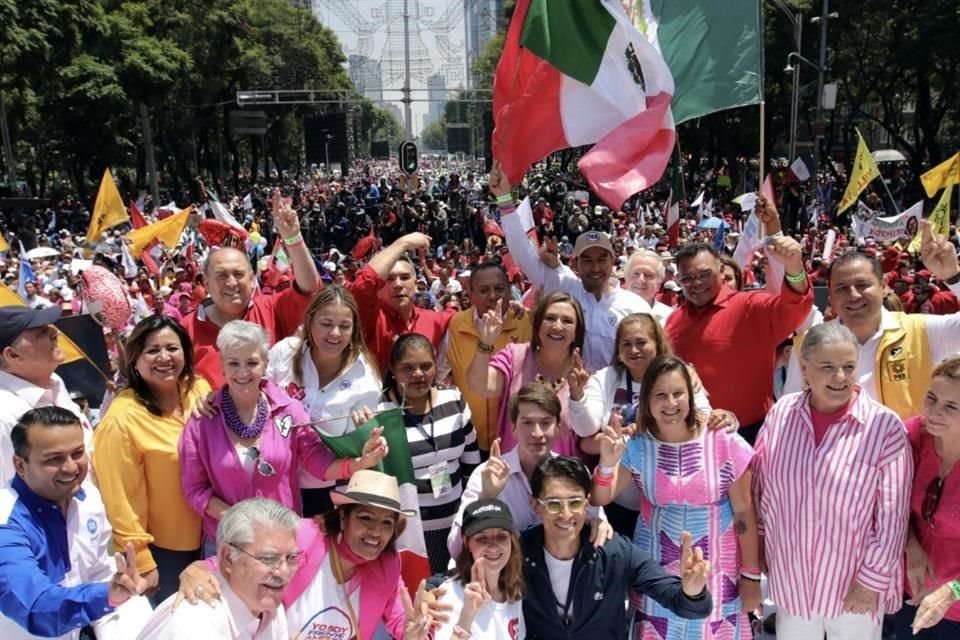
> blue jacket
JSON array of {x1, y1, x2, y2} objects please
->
[
  {"x1": 0, "y1": 476, "x2": 113, "y2": 638},
  {"x1": 521, "y1": 526, "x2": 712, "y2": 639}
]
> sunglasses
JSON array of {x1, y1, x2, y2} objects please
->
[
  {"x1": 922, "y1": 476, "x2": 944, "y2": 524},
  {"x1": 248, "y1": 446, "x2": 276, "y2": 477},
  {"x1": 537, "y1": 497, "x2": 587, "y2": 515}
]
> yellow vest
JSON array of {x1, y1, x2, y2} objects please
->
[
  {"x1": 795, "y1": 312, "x2": 930, "y2": 419},
  {"x1": 445, "y1": 309, "x2": 532, "y2": 451}
]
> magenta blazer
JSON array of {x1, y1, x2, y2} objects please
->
[{"x1": 178, "y1": 380, "x2": 334, "y2": 539}]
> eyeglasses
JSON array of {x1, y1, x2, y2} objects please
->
[
  {"x1": 247, "y1": 446, "x2": 276, "y2": 477},
  {"x1": 228, "y1": 543, "x2": 303, "y2": 570},
  {"x1": 922, "y1": 476, "x2": 945, "y2": 524},
  {"x1": 677, "y1": 270, "x2": 716, "y2": 287},
  {"x1": 537, "y1": 497, "x2": 588, "y2": 515}
]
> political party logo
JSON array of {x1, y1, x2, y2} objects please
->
[
  {"x1": 297, "y1": 606, "x2": 353, "y2": 640},
  {"x1": 86, "y1": 518, "x2": 97, "y2": 537}
]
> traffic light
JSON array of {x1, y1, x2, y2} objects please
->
[{"x1": 400, "y1": 141, "x2": 418, "y2": 175}]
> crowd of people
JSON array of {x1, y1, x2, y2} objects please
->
[{"x1": 0, "y1": 147, "x2": 958, "y2": 640}]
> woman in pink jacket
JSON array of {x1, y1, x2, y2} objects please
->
[
  {"x1": 177, "y1": 471, "x2": 439, "y2": 640},
  {"x1": 178, "y1": 320, "x2": 387, "y2": 554}
]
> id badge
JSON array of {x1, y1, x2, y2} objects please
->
[{"x1": 428, "y1": 461, "x2": 453, "y2": 498}]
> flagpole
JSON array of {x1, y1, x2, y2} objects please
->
[
  {"x1": 878, "y1": 174, "x2": 902, "y2": 215},
  {"x1": 758, "y1": 100, "x2": 766, "y2": 239}
]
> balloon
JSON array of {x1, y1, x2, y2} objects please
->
[
  {"x1": 244, "y1": 240, "x2": 253, "y2": 252},
  {"x1": 248, "y1": 231, "x2": 262, "y2": 246},
  {"x1": 259, "y1": 237, "x2": 268, "y2": 247}
]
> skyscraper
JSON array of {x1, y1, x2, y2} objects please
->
[
  {"x1": 464, "y1": 0, "x2": 504, "y2": 88},
  {"x1": 348, "y1": 54, "x2": 384, "y2": 102},
  {"x1": 425, "y1": 73, "x2": 447, "y2": 128}
]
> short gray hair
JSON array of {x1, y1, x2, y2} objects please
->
[
  {"x1": 216, "y1": 498, "x2": 300, "y2": 549},
  {"x1": 627, "y1": 248, "x2": 666, "y2": 281},
  {"x1": 800, "y1": 322, "x2": 858, "y2": 361},
  {"x1": 216, "y1": 320, "x2": 269, "y2": 360}
]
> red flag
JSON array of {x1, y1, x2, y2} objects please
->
[
  {"x1": 130, "y1": 201, "x2": 161, "y2": 274},
  {"x1": 129, "y1": 200, "x2": 148, "y2": 229},
  {"x1": 482, "y1": 217, "x2": 505, "y2": 238}
]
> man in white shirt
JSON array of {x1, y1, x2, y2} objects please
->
[
  {"x1": 624, "y1": 248, "x2": 674, "y2": 323},
  {"x1": 491, "y1": 165, "x2": 650, "y2": 373},
  {"x1": 783, "y1": 226, "x2": 960, "y2": 418},
  {"x1": 137, "y1": 498, "x2": 299, "y2": 640},
  {"x1": 447, "y1": 382, "x2": 607, "y2": 558},
  {"x1": 430, "y1": 268, "x2": 462, "y2": 299},
  {"x1": 0, "y1": 305, "x2": 91, "y2": 486}
]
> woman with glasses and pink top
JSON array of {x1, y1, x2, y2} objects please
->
[{"x1": 178, "y1": 320, "x2": 387, "y2": 555}]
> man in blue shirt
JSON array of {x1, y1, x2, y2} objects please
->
[{"x1": 0, "y1": 406, "x2": 148, "y2": 639}]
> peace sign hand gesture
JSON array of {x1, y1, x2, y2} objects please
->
[
  {"x1": 460, "y1": 558, "x2": 492, "y2": 627},
  {"x1": 679, "y1": 531, "x2": 710, "y2": 598},
  {"x1": 358, "y1": 426, "x2": 388, "y2": 469},
  {"x1": 478, "y1": 299, "x2": 504, "y2": 345},
  {"x1": 401, "y1": 579, "x2": 434, "y2": 640},
  {"x1": 566, "y1": 348, "x2": 589, "y2": 401},
  {"x1": 270, "y1": 188, "x2": 299, "y2": 239},
  {"x1": 598, "y1": 412, "x2": 626, "y2": 468},
  {"x1": 480, "y1": 438, "x2": 510, "y2": 499},
  {"x1": 108, "y1": 543, "x2": 148, "y2": 607},
  {"x1": 920, "y1": 220, "x2": 960, "y2": 281}
]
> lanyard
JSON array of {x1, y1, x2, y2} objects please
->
[{"x1": 327, "y1": 538, "x2": 360, "y2": 640}]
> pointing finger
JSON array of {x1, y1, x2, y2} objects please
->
[
  {"x1": 491, "y1": 438, "x2": 501, "y2": 459},
  {"x1": 680, "y1": 531, "x2": 693, "y2": 562}
]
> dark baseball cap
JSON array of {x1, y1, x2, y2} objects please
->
[
  {"x1": 0, "y1": 305, "x2": 62, "y2": 350},
  {"x1": 462, "y1": 499, "x2": 515, "y2": 537}
]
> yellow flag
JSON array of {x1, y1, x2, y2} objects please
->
[
  {"x1": 0, "y1": 285, "x2": 85, "y2": 363},
  {"x1": 0, "y1": 233, "x2": 8, "y2": 253},
  {"x1": 837, "y1": 129, "x2": 881, "y2": 214},
  {"x1": 125, "y1": 206, "x2": 191, "y2": 257},
  {"x1": 920, "y1": 152, "x2": 960, "y2": 198},
  {"x1": 85, "y1": 168, "x2": 130, "y2": 245},
  {"x1": 908, "y1": 187, "x2": 952, "y2": 254}
]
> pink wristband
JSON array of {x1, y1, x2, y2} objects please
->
[{"x1": 339, "y1": 457, "x2": 352, "y2": 480}]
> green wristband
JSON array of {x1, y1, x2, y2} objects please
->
[
  {"x1": 495, "y1": 193, "x2": 514, "y2": 205},
  {"x1": 784, "y1": 271, "x2": 806, "y2": 284},
  {"x1": 950, "y1": 580, "x2": 960, "y2": 601}
]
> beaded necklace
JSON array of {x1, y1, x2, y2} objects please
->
[{"x1": 222, "y1": 390, "x2": 268, "y2": 439}]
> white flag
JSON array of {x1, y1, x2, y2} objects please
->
[
  {"x1": 208, "y1": 200, "x2": 245, "y2": 230},
  {"x1": 690, "y1": 190, "x2": 704, "y2": 209},
  {"x1": 120, "y1": 241, "x2": 139, "y2": 278},
  {"x1": 733, "y1": 213, "x2": 762, "y2": 268},
  {"x1": 243, "y1": 193, "x2": 253, "y2": 211},
  {"x1": 790, "y1": 157, "x2": 811, "y2": 181}
]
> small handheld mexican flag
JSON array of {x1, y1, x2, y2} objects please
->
[
  {"x1": 313, "y1": 408, "x2": 429, "y2": 597},
  {"x1": 493, "y1": 0, "x2": 675, "y2": 210}
]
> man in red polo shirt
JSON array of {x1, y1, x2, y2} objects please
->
[
  {"x1": 182, "y1": 193, "x2": 321, "y2": 387},
  {"x1": 665, "y1": 196, "x2": 813, "y2": 444},
  {"x1": 350, "y1": 232, "x2": 454, "y2": 372}
]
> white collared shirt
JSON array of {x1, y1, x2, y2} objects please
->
[
  {"x1": 783, "y1": 290, "x2": 960, "y2": 401},
  {"x1": 266, "y1": 338, "x2": 382, "y2": 489},
  {"x1": 446, "y1": 447, "x2": 604, "y2": 558},
  {"x1": 502, "y1": 199, "x2": 651, "y2": 373},
  {"x1": 0, "y1": 370, "x2": 91, "y2": 487},
  {"x1": 138, "y1": 572, "x2": 288, "y2": 640}
]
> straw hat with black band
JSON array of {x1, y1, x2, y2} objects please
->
[{"x1": 331, "y1": 469, "x2": 417, "y2": 517}]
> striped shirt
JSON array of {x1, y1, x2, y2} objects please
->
[
  {"x1": 380, "y1": 387, "x2": 481, "y2": 531},
  {"x1": 752, "y1": 389, "x2": 912, "y2": 620}
]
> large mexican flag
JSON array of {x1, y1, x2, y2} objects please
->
[
  {"x1": 492, "y1": 0, "x2": 675, "y2": 209},
  {"x1": 314, "y1": 408, "x2": 429, "y2": 597}
]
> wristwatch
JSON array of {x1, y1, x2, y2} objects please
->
[{"x1": 944, "y1": 271, "x2": 960, "y2": 286}]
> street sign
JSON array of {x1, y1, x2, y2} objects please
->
[{"x1": 228, "y1": 110, "x2": 267, "y2": 136}]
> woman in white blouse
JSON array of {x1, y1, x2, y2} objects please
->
[{"x1": 267, "y1": 285, "x2": 382, "y2": 515}]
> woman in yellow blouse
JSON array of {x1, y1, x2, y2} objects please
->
[{"x1": 93, "y1": 315, "x2": 211, "y2": 605}]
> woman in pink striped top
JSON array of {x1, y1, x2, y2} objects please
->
[{"x1": 753, "y1": 323, "x2": 912, "y2": 640}]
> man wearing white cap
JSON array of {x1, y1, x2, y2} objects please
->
[{"x1": 490, "y1": 163, "x2": 650, "y2": 372}]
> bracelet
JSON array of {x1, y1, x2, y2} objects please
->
[
  {"x1": 339, "y1": 457, "x2": 352, "y2": 480},
  {"x1": 592, "y1": 466, "x2": 613, "y2": 487},
  {"x1": 283, "y1": 233, "x2": 304, "y2": 246},
  {"x1": 477, "y1": 340, "x2": 496, "y2": 354},
  {"x1": 452, "y1": 625, "x2": 472, "y2": 639},
  {"x1": 945, "y1": 271, "x2": 960, "y2": 286},
  {"x1": 498, "y1": 203, "x2": 517, "y2": 212},
  {"x1": 495, "y1": 193, "x2": 514, "y2": 205},
  {"x1": 740, "y1": 573, "x2": 761, "y2": 582},
  {"x1": 784, "y1": 271, "x2": 806, "y2": 284},
  {"x1": 950, "y1": 580, "x2": 960, "y2": 601},
  {"x1": 598, "y1": 465, "x2": 616, "y2": 476}
]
